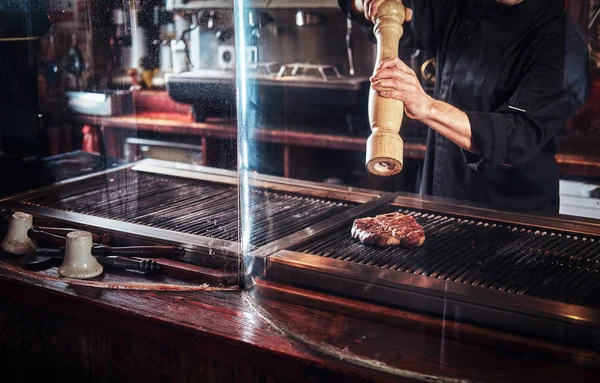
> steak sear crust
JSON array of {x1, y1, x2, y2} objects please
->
[
  {"x1": 351, "y1": 217, "x2": 400, "y2": 247},
  {"x1": 351, "y1": 213, "x2": 425, "y2": 248}
]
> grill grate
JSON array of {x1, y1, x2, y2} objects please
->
[
  {"x1": 23, "y1": 171, "x2": 355, "y2": 247},
  {"x1": 293, "y1": 209, "x2": 600, "y2": 307}
]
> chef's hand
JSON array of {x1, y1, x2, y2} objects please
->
[
  {"x1": 370, "y1": 57, "x2": 433, "y2": 121},
  {"x1": 352, "y1": 0, "x2": 413, "y2": 22}
]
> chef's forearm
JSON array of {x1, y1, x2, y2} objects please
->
[
  {"x1": 419, "y1": 99, "x2": 477, "y2": 153},
  {"x1": 351, "y1": 0, "x2": 365, "y2": 14}
]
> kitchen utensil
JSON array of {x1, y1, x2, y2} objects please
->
[
  {"x1": 20, "y1": 248, "x2": 161, "y2": 275},
  {"x1": 58, "y1": 231, "x2": 103, "y2": 279},
  {"x1": 366, "y1": 1, "x2": 406, "y2": 176},
  {"x1": 2, "y1": 212, "x2": 36, "y2": 255},
  {"x1": 28, "y1": 228, "x2": 184, "y2": 257}
]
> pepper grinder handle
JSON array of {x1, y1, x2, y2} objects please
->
[{"x1": 366, "y1": 1, "x2": 406, "y2": 176}]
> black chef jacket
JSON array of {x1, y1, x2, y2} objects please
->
[{"x1": 341, "y1": 0, "x2": 588, "y2": 213}]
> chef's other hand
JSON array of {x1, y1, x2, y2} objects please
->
[
  {"x1": 370, "y1": 57, "x2": 433, "y2": 121},
  {"x1": 354, "y1": 0, "x2": 413, "y2": 22}
]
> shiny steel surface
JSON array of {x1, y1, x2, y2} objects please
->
[
  {"x1": 6, "y1": 158, "x2": 600, "y2": 348},
  {"x1": 3, "y1": 201, "x2": 238, "y2": 269},
  {"x1": 266, "y1": 251, "x2": 600, "y2": 350},
  {"x1": 293, "y1": 209, "x2": 600, "y2": 306},
  {"x1": 262, "y1": 195, "x2": 600, "y2": 349},
  {"x1": 1, "y1": 160, "x2": 384, "y2": 270},
  {"x1": 391, "y1": 194, "x2": 600, "y2": 237},
  {"x1": 20, "y1": 170, "x2": 354, "y2": 247},
  {"x1": 132, "y1": 159, "x2": 381, "y2": 204}
]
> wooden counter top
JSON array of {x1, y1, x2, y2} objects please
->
[
  {"x1": 73, "y1": 111, "x2": 600, "y2": 177},
  {"x1": 72, "y1": 112, "x2": 427, "y2": 157},
  {"x1": 2, "y1": 262, "x2": 600, "y2": 382}
]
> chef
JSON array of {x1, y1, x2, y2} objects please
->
[{"x1": 341, "y1": 0, "x2": 588, "y2": 213}]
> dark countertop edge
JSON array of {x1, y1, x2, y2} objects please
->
[{"x1": 0, "y1": 268, "x2": 426, "y2": 383}]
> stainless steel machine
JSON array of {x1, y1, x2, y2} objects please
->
[{"x1": 165, "y1": 0, "x2": 377, "y2": 131}]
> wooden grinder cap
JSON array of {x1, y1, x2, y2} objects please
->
[{"x1": 366, "y1": 1, "x2": 406, "y2": 176}]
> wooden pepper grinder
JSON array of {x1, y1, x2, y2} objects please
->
[{"x1": 366, "y1": 1, "x2": 406, "y2": 176}]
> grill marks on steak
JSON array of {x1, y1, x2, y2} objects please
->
[
  {"x1": 351, "y1": 217, "x2": 401, "y2": 247},
  {"x1": 351, "y1": 212, "x2": 425, "y2": 248},
  {"x1": 376, "y1": 213, "x2": 426, "y2": 248}
]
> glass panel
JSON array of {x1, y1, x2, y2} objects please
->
[
  {"x1": 1, "y1": 1, "x2": 239, "y2": 281},
  {"x1": 2, "y1": 0, "x2": 600, "y2": 377},
  {"x1": 236, "y1": 0, "x2": 600, "y2": 376}
]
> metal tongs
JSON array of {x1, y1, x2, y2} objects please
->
[
  {"x1": 20, "y1": 228, "x2": 186, "y2": 275},
  {"x1": 20, "y1": 248, "x2": 163, "y2": 275}
]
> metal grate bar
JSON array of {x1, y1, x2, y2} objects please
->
[
  {"x1": 525, "y1": 238, "x2": 598, "y2": 298},
  {"x1": 25, "y1": 170, "x2": 355, "y2": 247},
  {"x1": 292, "y1": 208, "x2": 600, "y2": 307}
]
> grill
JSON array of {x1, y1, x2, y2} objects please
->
[
  {"x1": 20, "y1": 170, "x2": 355, "y2": 247},
  {"x1": 5, "y1": 159, "x2": 600, "y2": 348},
  {"x1": 293, "y1": 208, "x2": 600, "y2": 308}
]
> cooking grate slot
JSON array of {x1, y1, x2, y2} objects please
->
[
  {"x1": 292, "y1": 209, "x2": 600, "y2": 307},
  {"x1": 23, "y1": 171, "x2": 355, "y2": 247}
]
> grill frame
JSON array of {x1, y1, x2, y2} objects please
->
[
  {"x1": 5, "y1": 159, "x2": 600, "y2": 348},
  {"x1": 290, "y1": 210, "x2": 600, "y2": 306},
  {"x1": 262, "y1": 196, "x2": 600, "y2": 350},
  {"x1": 1, "y1": 159, "x2": 391, "y2": 270}
]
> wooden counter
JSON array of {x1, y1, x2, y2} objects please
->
[
  {"x1": 2, "y1": 263, "x2": 600, "y2": 382},
  {"x1": 72, "y1": 110, "x2": 600, "y2": 179},
  {"x1": 71, "y1": 112, "x2": 428, "y2": 158}
]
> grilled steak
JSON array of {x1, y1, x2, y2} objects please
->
[
  {"x1": 351, "y1": 217, "x2": 401, "y2": 247},
  {"x1": 351, "y1": 212, "x2": 425, "y2": 248}
]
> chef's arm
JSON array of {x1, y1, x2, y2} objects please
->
[
  {"x1": 372, "y1": 32, "x2": 588, "y2": 170},
  {"x1": 420, "y1": 100, "x2": 476, "y2": 152},
  {"x1": 371, "y1": 58, "x2": 477, "y2": 153}
]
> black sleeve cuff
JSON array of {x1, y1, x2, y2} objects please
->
[{"x1": 464, "y1": 111, "x2": 508, "y2": 171}]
